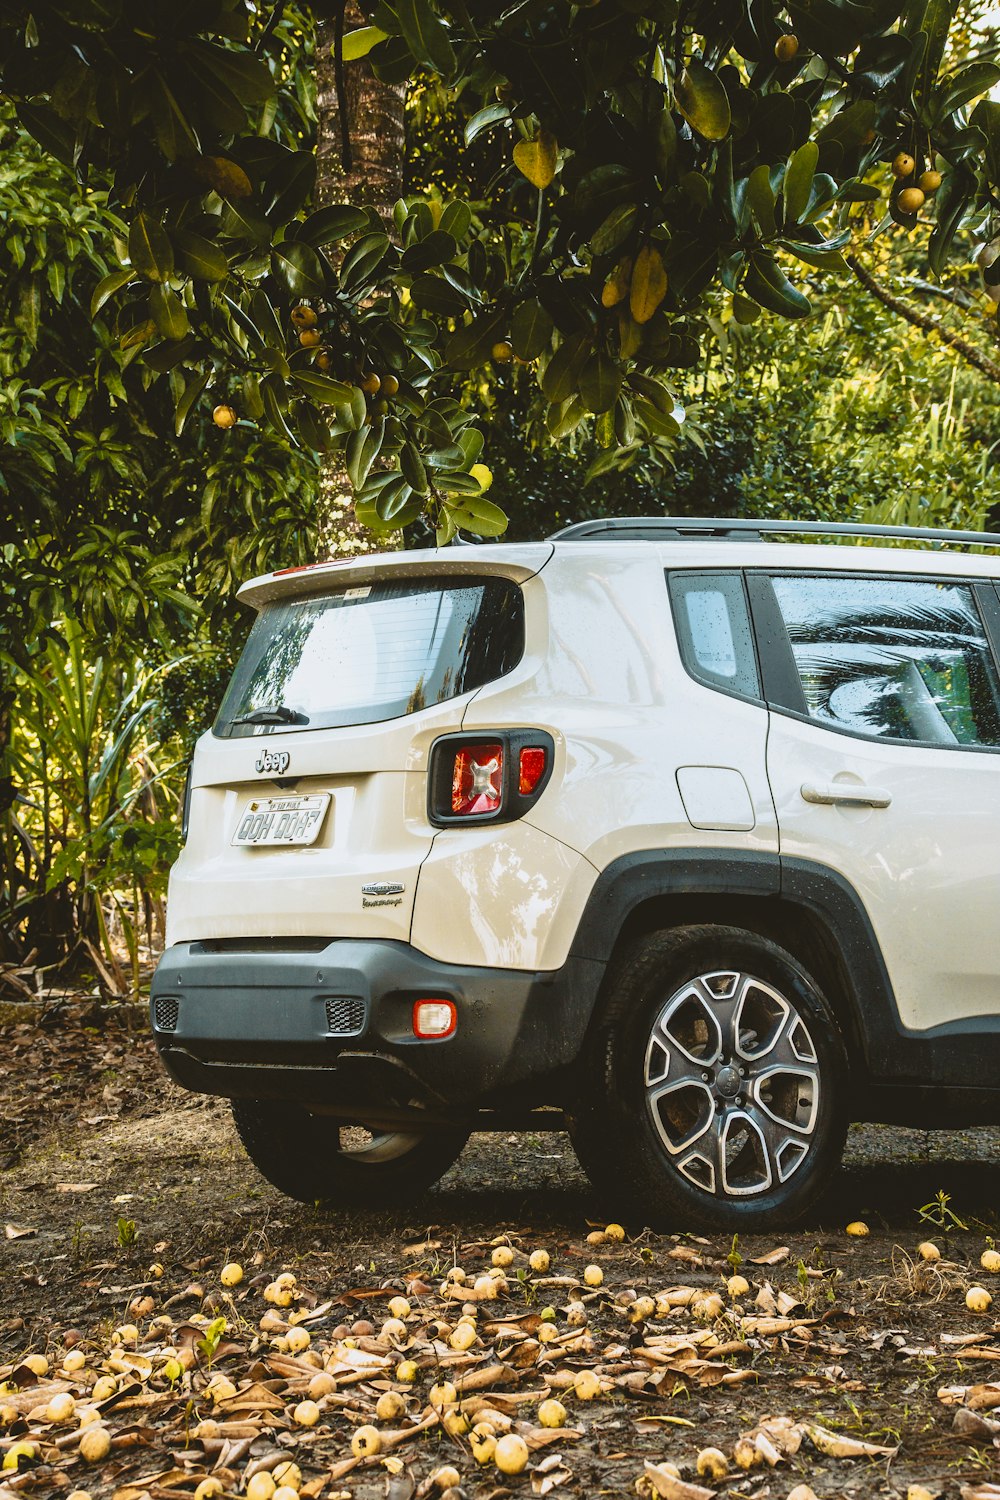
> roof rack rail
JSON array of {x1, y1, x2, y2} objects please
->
[{"x1": 549, "y1": 516, "x2": 1000, "y2": 548}]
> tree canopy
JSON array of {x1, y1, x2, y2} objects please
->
[{"x1": 2, "y1": 1, "x2": 999, "y2": 544}]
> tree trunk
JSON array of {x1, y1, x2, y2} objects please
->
[{"x1": 314, "y1": 4, "x2": 406, "y2": 555}]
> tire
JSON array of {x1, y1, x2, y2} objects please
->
[
  {"x1": 569, "y1": 925, "x2": 848, "y2": 1231},
  {"x1": 231, "y1": 1099, "x2": 470, "y2": 1207}
]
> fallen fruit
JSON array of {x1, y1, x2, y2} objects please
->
[
  {"x1": 492, "y1": 1245, "x2": 514, "y2": 1267},
  {"x1": 212, "y1": 404, "x2": 237, "y2": 429},
  {"x1": 917, "y1": 1241, "x2": 941, "y2": 1262},
  {"x1": 727, "y1": 1274, "x2": 750, "y2": 1298},
  {"x1": 351, "y1": 1424, "x2": 382, "y2": 1457},
  {"x1": 194, "y1": 1480, "x2": 223, "y2": 1500},
  {"x1": 46, "y1": 1392, "x2": 75, "y2": 1423},
  {"x1": 246, "y1": 1474, "x2": 276, "y2": 1500},
  {"x1": 63, "y1": 1349, "x2": 86, "y2": 1373},
  {"x1": 980, "y1": 1248, "x2": 1000, "y2": 1273},
  {"x1": 450, "y1": 1320, "x2": 477, "y2": 1351},
  {"x1": 604, "y1": 1222, "x2": 626, "y2": 1240},
  {"x1": 431, "y1": 1465, "x2": 462, "y2": 1490},
  {"x1": 79, "y1": 1427, "x2": 112, "y2": 1463},
  {"x1": 574, "y1": 1369, "x2": 600, "y2": 1400},
  {"x1": 586, "y1": 1230, "x2": 606, "y2": 1245},
  {"x1": 272, "y1": 1461, "x2": 301, "y2": 1490},
  {"x1": 220, "y1": 1261, "x2": 243, "y2": 1287},
  {"x1": 293, "y1": 1400, "x2": 320, "y2": 1427},
  {"x1": 967, "y1": 1285, "x2": 993, "y2": 1313},
  {"x1": 898, "y1": 187, "x2": 925, "y2": 214},
  {"x1": 91, "y1": 1376, "x2": 116, "y2": 1402},
  {"x1": 583, "y1": 1264, "x2": 604, "y2": 1287},
  {"x1": 846, "y1": 1221, "x2": 870, "y2": 1237},
  {"x1": 388, "y1": 1295, "x2": 410, "y2": 1319},
  {"x1": 630, "y1": 1295, "x2": 655, "y2": 1322},
  {"x1": 273, "y1": 1489, "x2": 299, "y2": 1500},
  {"x1": 429, "y1": 1380, "x2": 458, "y2": 1407},
  {"x1": 3, "y1": 1442, "x2": 38, "y2": 1471},
  {"x1": 285, "y1": 1325, "x2": 311, "y2": 1354},
  {"x1": 494, "y1": 1433, "x2": 529, "y2": 1475},
  {"x1": 892, "y1": 152, "x2": 916, "y2": 178},
  {"x1": 774, "y1": 33, "x2": 799, "y2": 61},
  {"x1": 22, "y1": 1354, "x2": 48, "y2": 1376},
  {"x1": 67, "y1": 1491, "x2": 93, "y2": 1500},
  {"x1": 566, "y1": 1300, "x2": 588, "y2": 1326},
  {"x1": 471, "y1": 1425, "x2": 497, "y2": 1464},
  {"x1": 538, "y1": 1398, "x2": 567, "y2": 1428},
  {"x1": 396, "y1": 1359, "x2": 418, "y2": 1382},
  {"x1": 376, "y1": 1390, "x2": 406, "y2": 1422},
  {"x1": 696, "y1": 1446, "x2": 728, "y2": 1480},
  {"x1": 529, "y1": 1248, "x2": 550, "y2": 1272}
]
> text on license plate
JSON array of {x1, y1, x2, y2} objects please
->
[{"x1": 233, "y1": 794, "x2": 330, "y2": 847}]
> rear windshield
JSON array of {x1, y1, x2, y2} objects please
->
[{"x1": 215, "y1": 575, "x2": 524, "y2": 735}]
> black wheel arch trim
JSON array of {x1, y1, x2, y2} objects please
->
[{"x1": 568, "y1": 848, "x2": 1000, "y2": 1095}]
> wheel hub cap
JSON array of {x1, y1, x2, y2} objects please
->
[{"x1": 643, "y1": 969, "x2": 820, "y2": 1200}]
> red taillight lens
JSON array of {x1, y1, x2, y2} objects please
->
[
  {"x1": 518, "y1": 746, "x2": 547, "y2": 796},
  {"x1": 451, "y1": 743, "x2": 504, "y2": 816}
]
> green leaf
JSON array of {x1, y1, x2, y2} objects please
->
[
  {"x1": 220, "y1": 201, "x2": 271, "y2": 245},
  {"x1": 541, "y1": 332, "x2": 591, "y2": 404},
  {"x1": 341, "y1": 25, "x2": 390, "y2": 61},
  {"x1": 435, "y1": 470, "x2": 486, "y2": 495},
  {"x1": 251, "y1": 289, "x2": 285, "y2": 349},
  {"x1": 747, "y1": 164, "x2": 777, "y2": 238},
  {"x1": 346, "y1": 419, "x2": 385, "y2": 489},
  {"x1": 674, "y1": 62, "x2": 730, "y2": 141},
  {"x1": 174, "y1": 370, "x2": 212, "y2": 436},
  {"x1": 297, "y1": 204, "x2": 370, "y2": 246},
  {"x1": 783, "y1": 142, "x2": 818, "y2": 227},
  {"x1": 174, "y1": 231, "x2": 229, "y2": 282},
  {"x1": 291, "y1": 370, "x2": 355, "y2": 405},
  {"x1": 340, "y1": 232, "x2": 391, "y2": 292},
  {"x1": 149, "y1": 284, "x2": 190, "y2": 340},
  {"x1": 445, "y1": 308, "x2": 507, "y2": 371},
  {"x1": 271, "y1": 241, "x2": 327, "y2": 299},
  {"x1": 91, "y1": 268, "x2": 133, "y2": 319},
  {"x1": 438, "y1": 201, "x2": 472, "y2": 241},
  {"x1": 933, "y1": 62, "x2": 1000, "y2": 123},
  {"x1": 188, "y1": 41, "x2": 275, "y2": 105},
  {"x1": 396, "y1": 0, "x2": 456, "y2": 77},
  {"x1": 915, "y1": 0, "x2": 953, "y2": 106},
  {"x1": 129, "y1": 213, "x2": 174, "y2": 283},
  {"x1": 400, "y1": 442, "x2": 429, "y2": 495},
  {"x1": 744, "y1": 253, "x2": 811, "y2": 318},
  {"x1": 592, "y1": 203, "x2": 639, "y2": 257},
  {"x1": 442, "y1": 491, "x2": 508, "y2": 537},
  {"x1": 464, "y1": 102, "x2": 510, "y2": 146},
  {"x1": 578, "y1": 350, "x2": 622, "y2": 415},
  {"x1": 511, "y1": 299, "x2": 554, "y2": 361},
  {"x1": 400, "y1": 230, "x2": 458, "y2": 272}
]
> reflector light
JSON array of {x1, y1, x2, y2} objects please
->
[
  {"x1": 518, "y1": 746, "x2": 548, "y2": 796},
  {"x1": 451, "y1": 743, "x2": 504, "y2": 815},
  {"x1": 413, "y1": 999, "x2": 457, "y2": 1039}
]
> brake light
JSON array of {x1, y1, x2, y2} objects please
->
[
  {"x1": 429, "y1": 730, "x2": 554, "y2": 826},
  {"x1": 451, "y1": 743, "x2": 504, "y2": 815},
  {"x1": 519, "y1": 746, "x2": 547, "y2": 795}
]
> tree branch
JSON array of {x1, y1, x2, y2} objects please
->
[{"x1": 847, "y1": 254, "x2": 1000, "y2": 385}]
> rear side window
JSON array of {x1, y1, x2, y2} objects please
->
[
  {"x1": 216, "y1": 575, "x2": 524, "y2": 735},
  {"x1": 769, "y1": 574, "x2": 1000, "y2": 748},
  {"x1": 668, "y1": 571, "x2": 760, "y2": 700}
]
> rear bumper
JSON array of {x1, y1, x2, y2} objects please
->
[{"x1": 150, "y1": 938, "x2": 603, "y2": 1115}]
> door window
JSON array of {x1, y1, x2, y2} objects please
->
[
  {"x1": 769, "y1": 574, "x2": 1000, "y2": 748},
  {"x1": 669, "y1": 572, "x2": 760, "y2": 700}
]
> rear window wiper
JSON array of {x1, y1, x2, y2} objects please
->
[{"x1": 231, "y1": 705, "x2": 310, "y2": 726}]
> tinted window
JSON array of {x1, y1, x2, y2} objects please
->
[
  {"x1": 770, "y1": 574, "x2": 1000, "y2": 748},
  {"x1": 669, "y1": 572, "x2": 760, "y2": 699},
  {"x1": 216, "y1": 576, "x2": 524, "y2": 735}
]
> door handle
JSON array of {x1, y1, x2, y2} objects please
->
[{"x1": 800, "y1": 782, "x2": 892, "y2": 809}]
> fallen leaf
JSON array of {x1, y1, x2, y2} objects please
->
[
  {"x1": 642, "y1": 1461, "x2": 715, "y2": 1500},
  {"x1": 749, "y1": 1246, "x2": 790, "y2": 1265},
  {"x1": 806, "y1": 1422, "x2": 898, "y2": 1457},
  {"x1": 4, "y1": 1224, "x2": 37, "y2": 1239},
  {"x1": 55, "y1": 1182, "x2": 98, "y2": 1193}
]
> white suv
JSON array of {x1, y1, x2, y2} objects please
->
[{"x1": 151, "y1": 517, "x2": 1000, "y2": 1228}]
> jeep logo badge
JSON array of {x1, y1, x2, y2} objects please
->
[
  {"x1": 362, "y1": 880, "x2": 405, "y2": 909},
  {"x1": 255, "y1": 748, "x2": 290, "y2": 775}
]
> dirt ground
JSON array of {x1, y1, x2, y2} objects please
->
[{"x1": 3, "y1": 1005, "x2": 1000, "y2": 1500}]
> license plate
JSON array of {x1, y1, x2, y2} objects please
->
[{"x1": 232, "y1": 794, "x2": 330, "y2": 847}]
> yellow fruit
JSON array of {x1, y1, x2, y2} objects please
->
[
  {"x1": 574, "y1": 1369, "x2": 600, "y2": 1400},
  {"x1": 892, "y1": 152, "x2": 916, "y2": 178},
  {"x1": 272, "y1": 1461, "x2": 301, "y2": 1490},
  {"x1": 449, "y1": 1321, "x2": 477, "y2": 1351},
  {"x1": 429, "y1": 1380, "x2": 458, "y2": 1407},
  {"x1": 361, "y1": 372, "x2": 381, "y2": 395},
  {"x1": 293, "y1": 1400, "x2": 320, "y2": 1427},
  {"x1": 376, "y1": 1391, "x2": 406, "y2": 1422},
  {"x1": 470, "y1": 462, "x2": 493, "y2": 492},
  {"x1": 285, "y1": 1326, "x2": 311, "y2": 1354},
  {"x1": 396, "y1": 1359, "x2": 418, "y2": 1383},
  {"x1": 46, "y1": 1393, "x2": 76, "y2": 1423},
  {"x1": 221, "y1": 1262, "x2": 243, "y2": 1287},
  {"x1": 629, "y1": 1295, "x2": 655, "y2": 1323},
  {"x1": 63, "y1": 1349, "x2": 86, "y2": 1373},
  {"x1": 291, "y1": 305, "x2": 318, "y2": 328},
  {"x1": 492, "y1": 1245, "x2": 514, "y2": 1267},
  {"x1": 494, "y1": 1433, "x2": 529, "y2": 1474},
  {"x1": 529, "y1": 1249, "x2": 550, "y2": 1273},
  {"x1": 629, "y1": 244, "x2": 668, "y2": 325},
  {"x1": 693, "y1": 1292, "x2": 724, "y2": 1321},
  {"x1": 67, "y1": 1491, "x2": 93, "y2": 1500},
  {"x1": 919, "y1": 170, "x2": 942, "y2": 193},
  {"x1": 898, "y1": 187, "x2": 925, "y2": 214},
  {"x1": 194, "y1": 1481, "x2": 224, "y2": 1500},
  {"x1": 846, "y1": 1221, "x2": 870, "y2": 1237},
  {"x1": 431, "y1": 1465, "x2": 462, "y2": 1490},
  {"x1": 981, "y1": 1248, "x2": 1000, "y2": 1273},
  {"x1": 79, "y1": 1427, "x2": 112, "y2": 1463},
  {"x1": 537, "y1": 1323, "x2": 558, "y2": 1343},
  {"x1": 774, "y1": 33, "x2": 799, "y2": 62},
  {"x1": 538, "y1": 1398, "x2": 566, "y2": 1428},
  {"x1": 3, "y1": 1442, "x2": 38, "y2": 1471},
  {"x1": 298, "y1": 329, "x2": 321, "y2": 348},
  {"x1": 91, "y1": 1376, "x2": 117, "y2": 1402},
  {"x1": 22, "y1": 1354, "x2": 48, "y2": 1376},
  {"x1": 273, "y1": 1488, "x2": 299, "y2": 1500},
  {"x1": 491, "y1": 341, "x2": 514, "y2": 363},
  {"x1": 443, "y1": 1408, "x2": 470, "y2": 1437},
  {"x1": 212, "y1": 404, "x2": 237, "y2": 429},
  {"x1": 308, "y1": 1372, "x2": 336, "y2": 1400},
  {"x1": 696, "y1": 1447, "x2": 728, "y2": 1480},
  {"x1": 149, "y1": 1262, "x2": 164, "y2": 1279},
  {"x1": 917, "y1": 1241, "x2": 941, "y2": 1263},
  {"x1": 604, "y1": 1223, "x2": 625, "y2": 1241},
  {"x1": 967, "y1": 1286, "x2": 993, "y2": 1313},
  {"x1": 246, "y1": 1475, "x2": 276, "y2": 1500},
  {"x1": 351, "y1": 1424, "x2": 382, "y2": 1457},
  {"x1": 566, "y1": 1300, "x2": 588, "y2": 1326},
  {"x1": 586, "y1": 1230, "x2": 606, "y2": 1246},
  {"x1": 727, "y1": 1274, "x2": 750, "y2": 1298},
  {"x1": 387, "y1": 1295, "x2": 410, "y2": 1319},
  {"x1": 315, "y1": 349, "x2": 333, "y2": 370},
  {"x1": 583, "y1": 1264, "x2": 603, "y2": 1287},
  {"x1": 471, "y1": 1427, "x2": 496, "y2": 1464}
]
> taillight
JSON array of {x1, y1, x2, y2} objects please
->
[{"x1": 429, "y1": 731, "x2": 554, "y2": 826}]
